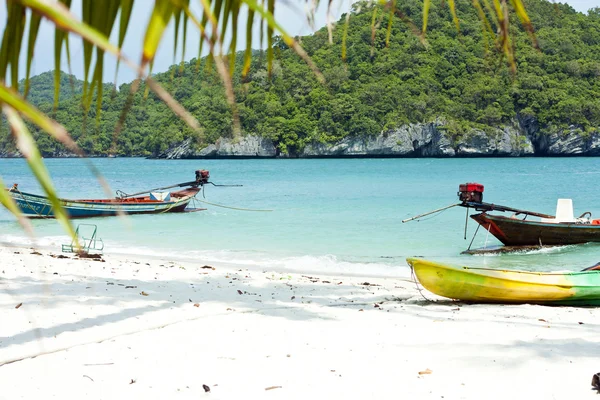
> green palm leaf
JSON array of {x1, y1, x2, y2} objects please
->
[
  {"x1": 447, "y1": 0, "x2": 460, "y2": 32},
  {"x1": 2, "y1": 105, "x2": 76, "y2": 243},
  {"x1": 114, "y1": 0, "x2": 134, "y2": 83},
  {"x1": 143, "y1": 0, "x2": 176, "y2": 67}
]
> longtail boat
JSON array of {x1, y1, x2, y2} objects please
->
[
  {"x1": 403, "y1": 183, "x2": 600, "y2": 248},
  {"x1": 407, "y1": 257, "x2": 600, "y2": 306},
  {"x1": 470, "y1": 212, "x2": 600, "y2": 246},
  {"x1": 7, "y1": 170, "x2": 212, "y2": 219}
]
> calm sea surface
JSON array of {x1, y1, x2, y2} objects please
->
[{"x1": 1, "y1": 157, "x2": 600, "y2": 276}]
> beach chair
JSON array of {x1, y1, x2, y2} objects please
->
[{"x1": 62, "y1": 224, "x2": 104, "y2": 255}]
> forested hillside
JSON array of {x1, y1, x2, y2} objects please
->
[{"x1": 2, "y1": 0, "x2": 599, "y2": 157}]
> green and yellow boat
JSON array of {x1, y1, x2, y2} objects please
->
[{"x1": 406, "y1": 258, "x2": 600, "y2": 306}]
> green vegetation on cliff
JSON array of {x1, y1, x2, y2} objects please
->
[{"x1": 2, "y1": 0, "x2": 599, "y2": 157}]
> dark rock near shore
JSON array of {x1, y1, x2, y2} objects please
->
[{"x1": 0, "y1": 149, "x2": 21, "y2": 158}]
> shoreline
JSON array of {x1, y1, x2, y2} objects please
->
[
  {"x1": 1, "y1": 245, "x2": 600, "y2": 399},
  {"x1": 0, "y1": 239, "x2": 412, "y2": 280},
  {"x1": 3, "y1": 154, "x2": 600, "y2": 159}
]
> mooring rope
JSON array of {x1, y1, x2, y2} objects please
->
[
  {"x1": 158, "y1": 194, "x2": 191, "y2": 214},
  {"x1": 410, "y1": 264, "x2": 435, "y2": 302},
  {"x1": 192, "y1": 197, "x2": 273, "y2": 212}
]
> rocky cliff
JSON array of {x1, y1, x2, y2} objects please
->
[
  {"x1": 159, "y1": 118, "x2": 594, "y2": 159},
  {"x1": 157, "y1": 135, "x2": 277, "y2": 159},
  {"x1": 300, "y1": 121, "x2": 534, "y2": 157},
  {"x1": 4, "y1": 118, "x2": 597, "y2": 159},
  {"x1": 518, "y1": 116, "x2": 600, "y2": 156}
]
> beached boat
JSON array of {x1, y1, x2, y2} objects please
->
[
  {"x1": 407, "y1": 257, "x2": 600, "y2": 305},
  {"x1": 6, "y1": 170, "x2": 210, "y2": 218}
]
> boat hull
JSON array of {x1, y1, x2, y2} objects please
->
[
  {"x1": 407, "y1": 257, "x2": 600, "y2": 305},
  {"x1": 471, "y1": 213, "x2": 600, "y2": 246},
  {"x1": 9, "y1": 188, "x2": 199, "y2": 218}
]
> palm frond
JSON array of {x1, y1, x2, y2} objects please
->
[
  {"x1": 143, "y1": 0, "x2": 176, "y2": 67},
  {"x1": 447, "y1": 0, "x2": 460, "y2": 32},
  {"x1": 422, "y1": 0, "x2": 430, "y2": 37},
  {"x1": 509, "y1": 0, "x2": 538, "y2": 47},
  {"x1": 341, "y1": 7, "x2": 351, "y2": 62},
  {"x1": 242, "y1": 8, "x2": 256, "y2": 77},
  {"x1": 114, "y1": 0, "x2": 135, "y2": 84},
  {"x1": 0, "y1": 1, "x2": 26, "y2": 89},
  {"x1": 23, "y1": 13, "x2": 42, "y2": 98},
  {"x1": 2, "y1": 105, "x2": 76, "y2": 241},
  {"x1": 0, "y1": 83, "x2": 78, "y2": 151}
]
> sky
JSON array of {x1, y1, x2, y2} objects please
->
[{"x1": 0, "y1": 0, "x2": 597, "y2": 86}]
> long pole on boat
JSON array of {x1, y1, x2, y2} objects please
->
[
  {"x1": 463, "y1": 201, "x2": 554, "y2": 219},
  {"x1": 117, "y1": 180, "x2": 202, "y2": 198},
  {"x1": 402, "y1": 203, "x2": 461, "y2": 223},
  {"x1": 117, "y1": 181, "x2": 243, "y2": 199}
]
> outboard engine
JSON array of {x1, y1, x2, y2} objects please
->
[
  {"x1": 458, "y1": 183, "x2": 484, "y2": 203},
  {"x1": 195, "y1": 169, "x2": 210, "y2": 185}
]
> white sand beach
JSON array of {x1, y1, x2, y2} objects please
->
[{"x1": 1, "y1": 245, "x2": 600, "y2": 399}]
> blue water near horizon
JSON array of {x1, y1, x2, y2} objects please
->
[{"x1": 1, "y1": 157, "x2": 600, "y2": 276}]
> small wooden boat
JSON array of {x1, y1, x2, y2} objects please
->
[
  {"x1": 470, "y1": 212, "x2": 600, "y2": 246},
  {"x1": 7, "y1": 170, "x2": 211, "y2": 219},
  {"x1": 407, "y1": 257, "x2": 600, "y2": 306},
  {"x1": 404, "y1": 183, "x2": 600, "y2": 249}
]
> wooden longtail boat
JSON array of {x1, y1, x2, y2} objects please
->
[
  {"x1": 407, "y1": 257, "x2": 600, "y2": 306},
  {"x1": 470, "y1": 213, "x2": 600, "y2": 246},
  {"x1": 404, "y1": 183, "x2": 600, "y2": 249},
  {"x1": 6, "y1": 170, "x2": 211, "y2": 219}
]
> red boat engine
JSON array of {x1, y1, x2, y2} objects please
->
[
  {"x1": 195, "y1": 169, "x2": 210, "y2": 185},
  {"x1": 458, "y1": 183, "x2": 484, "y2": 203}
]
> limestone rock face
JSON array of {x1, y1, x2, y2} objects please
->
[
  {"x1": 160, "y1": 138, "x2": 194, "y2": 159},
  {"x1": 157, "y1": 136, "x2": 277, "y2": 158},
  {"x1": 301, "y1": 122, "x2": 534, "y2": 157},
  {"x1": 518, "y1": 115, "x2": 600, "y2": 156},
  {"x1": 301, "y1": 122, "x2": 456, "y2": 157},
  {"x1": 531, "y1": 128, "x2": 600, "y2": 156},
  {"x1": 456, "y1": 126, "x2": 534, "y2": 156},
  {"x1": 0, "y1": 149, "x2": 20, "y2": 157},
  {"x1": 143, "y1": 118, "x2": 597, "y2": 159},
  {"x1": 214, "y1": 136, "x2": 277, "y2": 157}
]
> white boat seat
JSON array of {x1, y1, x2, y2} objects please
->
[
  {"x1": 540, "y1": 199, "x2": 575, "y2": 223},
  {"x1": 150, "y1": 191, "x2": 171, "y2": 201}
]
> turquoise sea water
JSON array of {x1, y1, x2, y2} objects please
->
[{"x1": 1, "y1": 157, "x2": 600, "y2": 276}]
